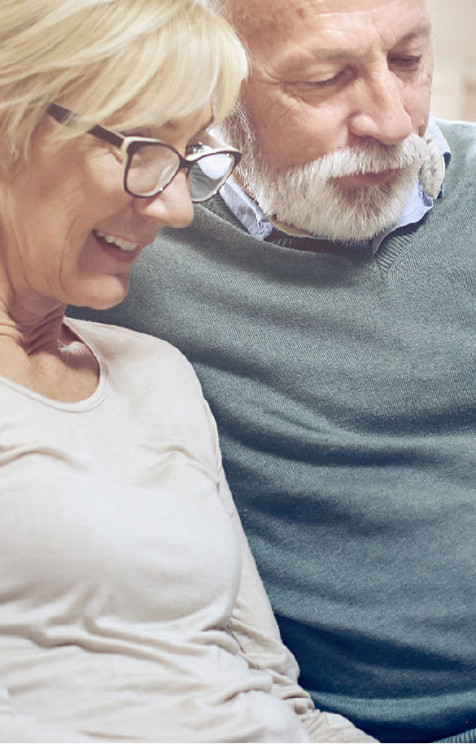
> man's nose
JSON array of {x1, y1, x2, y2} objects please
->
[
  {"x1": 347, "y1": 67, "x2": 414, "y2": 145},
  {"x1": 132, "y1": 171, "x2": 195, "y2": 229}
]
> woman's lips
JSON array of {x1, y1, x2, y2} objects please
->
[
  {"x1": 93, "y1": 229, "x2": 141, "y2": 252},
  {"x1": 92, "y1": 230, "x2": 142, "y2": 262}
]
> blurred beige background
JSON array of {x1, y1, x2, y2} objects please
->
[{"x1": 428, "y1": 0, "x2": 476, "y2": 120}]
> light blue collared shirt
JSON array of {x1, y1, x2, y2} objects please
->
[{"x1": 219, "y1": 116, "x2": 451, "y2": 254}]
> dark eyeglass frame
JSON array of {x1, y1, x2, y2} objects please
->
[{"x1": 45, "y1": 102, "x2": 241, "y2": 203}]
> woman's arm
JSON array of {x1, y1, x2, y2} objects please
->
[
  {"x1": 215, "y1": 463, "x2": 377, "y2": 743},
  {"x1": 183, "y1": 365, "x2": 377, "y2": 742}
]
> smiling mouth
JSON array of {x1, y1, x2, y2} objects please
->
[{"x1": 93, "y1": 229, "x2": 141, "y2": 252}]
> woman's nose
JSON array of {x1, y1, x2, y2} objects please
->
[{"x1": 132, "y1": 170, "x2": 194, "y2": 229}]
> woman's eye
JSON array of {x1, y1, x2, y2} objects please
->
[{"x1": 186, "y1": 142, "x2": 205, "y2": 156}]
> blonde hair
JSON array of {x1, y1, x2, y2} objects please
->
[
  {"x1": 201, "y1": 0, "x2": 232, "y2": 17},
  {"x1": 0, "y1": 0, "x2": 247, "y2": 167}
]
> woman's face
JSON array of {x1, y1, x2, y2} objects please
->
[{"x1": 0, "y1": 104, "x2": 212, "y2": 314}]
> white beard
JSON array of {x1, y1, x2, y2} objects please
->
[{"x1": 219, "y1": 109, "x2": 431, "y2": 243}]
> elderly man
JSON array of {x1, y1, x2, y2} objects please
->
[{"x1": 71, "y1": 0, "x2": 476, "y2": 741}]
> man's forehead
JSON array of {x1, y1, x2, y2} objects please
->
[
  {"x1": 228, "y1": 0, "x2": 427, "y2": 43},
  {"x1": 230, "y1": 0, "x2": 321, "y2": 36}
]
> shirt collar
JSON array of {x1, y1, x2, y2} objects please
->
[{"x1": 219, "y1": 116, "x2": 451, "y2": 254}]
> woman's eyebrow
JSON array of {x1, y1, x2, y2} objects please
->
[
  {"x1": 193, "y1": 116, "x2": 215, "y2": 139},
  {"x1": 155, "y1": 113, "x2": 214, "y2": 142}
]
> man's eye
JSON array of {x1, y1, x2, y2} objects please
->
[
  {"x1": 391, "y1": 55, "x2": 423, "y2": 69},
  {"x1": 313, "y1": 72, "x2": 344, "y2": 87},
  {"x1": 310, "y1": 69, "x2": 351, "y2": 88}
]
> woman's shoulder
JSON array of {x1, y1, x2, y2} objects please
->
[
  {"x1": 65, "y1": 317, "x2": 197, "y2": 382},
  {"x1": 67, "y1": 317, "x2": 181, "y2": 357}
]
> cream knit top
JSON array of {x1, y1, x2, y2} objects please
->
[{"x1": 0, "y1": 320, "x2": 371, "y2": 743}]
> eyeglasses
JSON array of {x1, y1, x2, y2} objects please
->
[{"x1": 46, "y1": 102, "x2": 241, "y2": 203}]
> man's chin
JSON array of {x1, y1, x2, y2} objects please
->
[
  {"x1": 272, "y1": 214, "x2": 389, "y2": 244},
  {"x1": 268, "y1": 172, "x2": 416, "y2": 244},
  {"x1": 271, "y1": 201, "x2": 393, "y2": 244}
]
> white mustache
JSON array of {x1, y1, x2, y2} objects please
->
[{"x1": 296, "y1": 133, "x2": 428, "y2": 181}]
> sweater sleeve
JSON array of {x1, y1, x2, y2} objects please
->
[{"x1": 212, "y1": 456, "x2": 377, "y2": 742}]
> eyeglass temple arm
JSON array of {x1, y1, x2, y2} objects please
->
[
  {"x1": 46, "y1": 102, "x2": 124, "y2": 148},
  {"x1": 46, "y1": 103, "x2": 240, "y2": 163}
]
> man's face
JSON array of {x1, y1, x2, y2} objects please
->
[{"x1": 222, "y1": 0, "x2": 434, "y2": 241}]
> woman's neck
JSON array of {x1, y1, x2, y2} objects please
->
[
  {"x1": 0, "y1": 304, "x2": 66, "y2": 355},
  {"x1": 0, "y1": 300, "x2": 99, "y2": 402}
]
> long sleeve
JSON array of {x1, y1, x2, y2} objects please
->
[{"x1": 214, "y1": 463, "x2": 376, "y2": 743}]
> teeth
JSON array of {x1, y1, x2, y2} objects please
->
[{"x1": 94, "y1": 230, "x2": 139, "y2": 252}]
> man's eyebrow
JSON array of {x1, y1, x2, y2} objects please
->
[
  {"x1": 304, "y1": 26, "x2": 431, "y2": 60},
  {"x1": 274, "y1": 48, "x2": 351, "y2": 75},
  {"x1": 393, "y1": 23, "x2": 432, "y2": 46},
  {"x1": 276, "y1": 22, "x2": 432, "y2": 74}
]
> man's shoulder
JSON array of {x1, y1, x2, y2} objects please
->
[
  {"x1": 436, "y1": 118, "x2": 476, "y2": 161},
  {"x1": 431, "y1": 119, "x2": 476, "y2": 207}
]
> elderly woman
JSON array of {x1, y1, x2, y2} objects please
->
[{"x1": 0, "y1": 0, "x2": 377, "y2": 742}]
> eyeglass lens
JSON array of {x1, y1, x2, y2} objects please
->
[
  {"x1": 188, "y1": 153, "x2": 236, "y2": 202},
  {"x1": 126, "y1": 144, "x2": 235, "y2": 202}
]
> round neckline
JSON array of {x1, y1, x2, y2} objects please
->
[{"x1": 0, "y1": 319, "x2": 108, "y2": 412}]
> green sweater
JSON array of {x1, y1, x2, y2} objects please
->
[{"x1": 71, "y1": 120, "x2": 476, "y2": 742}]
